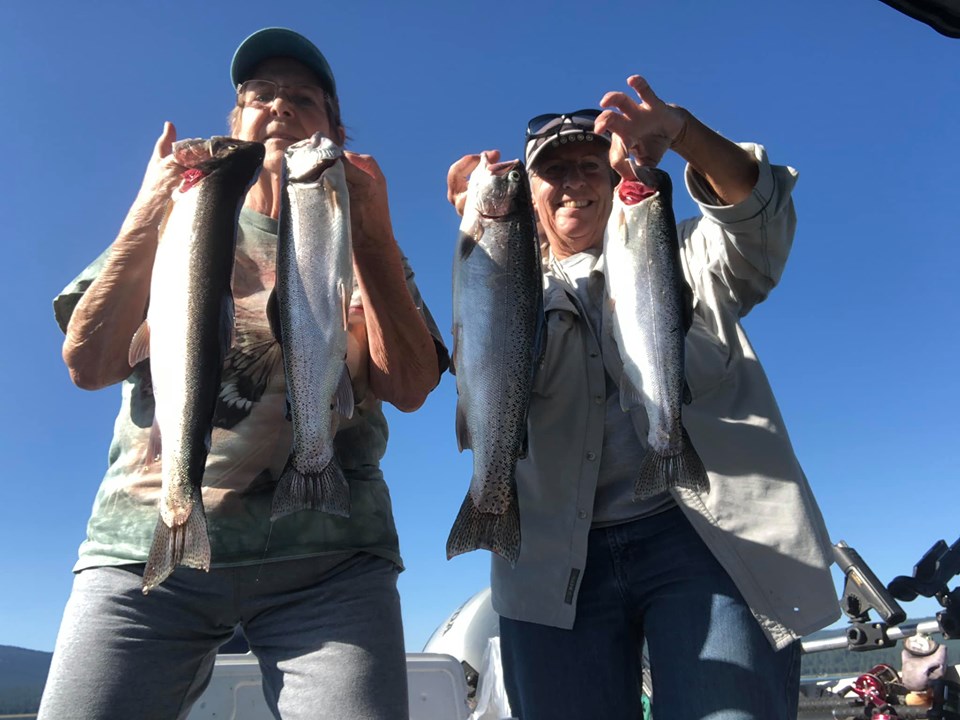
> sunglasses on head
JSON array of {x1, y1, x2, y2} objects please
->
[{"x1": 525, "y1": 109, "x2": 603, "y2": 140}]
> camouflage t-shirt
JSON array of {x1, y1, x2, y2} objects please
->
[{"x1": 54, "y1": 208, "x2": 446, "y2": 571}]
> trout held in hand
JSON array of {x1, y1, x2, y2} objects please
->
[
  {"x1": 270, "y1": 133, "x2": 355, "y2": 520},
  {"x1": 446, "y1": 154, "x2": 544, "y2": 566},
  {"x1": 129, "y1": 136, "x2": 265, "y2": 593},
  {"x1": 603, "y1": 164, "x2": 708, "y2": 500}
]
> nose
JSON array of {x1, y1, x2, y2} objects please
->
[
  {"x1": 561, "y1": 164, "x2": 587, "y2": 188},
  {"x1": 269, "y1": 92, "x2": 295, "y2": 117}
]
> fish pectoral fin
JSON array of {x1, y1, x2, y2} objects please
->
[
  {"x1": 335, "y1": 362, "x2": 355, "y2": 419},
  {"x1": 457, "y1": 229, "x2": 480, "y2": 263},
  {"x1": 128, "y1": 320, "x2": 151, "y2": 366},
  {"x1": 455, "y1": 400, "x2": 471, "y2": 452},
  {"x1": 618, "y1": 374, "x2": 644, "y2": 412},
  {"x1": 265, "y1": 288, "x2": 283, "y2": 345}
]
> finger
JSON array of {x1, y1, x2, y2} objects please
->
[
  {"x1": 155, "y1": 121, "x2": 177, "y2": 159},
  {"x1": 343, "y1": 151, "x2": 381, "y2": 179},
  {"x1": 446, "y1": 154, "x2": 482, "y2": 203},
  {"x1": 598, "y1": 90, "x2": 641, "y2": 117},
  {"x1": 627, "y1": 75, "x2": 660, "y2": 106},
  {"x1": 609, "y1": 135, "x2": 638, "y2": 181},
  {"x1": 593, "y1": 109, "x2": 634, "y2": 139}
]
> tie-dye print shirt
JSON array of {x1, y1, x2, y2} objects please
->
[{"x1": 54, "y1": 208, "x2": 446, "y2": 572}]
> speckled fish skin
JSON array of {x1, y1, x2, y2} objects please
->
[
  {"x1": 603, "y1": 164, "x2": 708, "y2": 500},
  {"x1": 271, "y1": 133, "x2": 355, "y2": 521},
  {"x1": 129, "y1": 136, "x2": 265, "y2": 593},
  {"x1": 446, "y1": 155, "x2": 544, "y2": 566}
]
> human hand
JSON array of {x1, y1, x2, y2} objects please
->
[
  {"x1": 136, "y1": 122, "x2": 185, "y2": 203},
  {"x1": 342, "y1": 151, "x2": 394, "y2": 249},
  {"x1": 446, "y1": 150, "x2": 501, "y2": 216},
  {"x1": 596, "y1": 76, "x2": 688, "y2": 179}
]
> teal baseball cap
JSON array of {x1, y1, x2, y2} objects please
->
[{"x1": 231, "y1": 28, "x2": 337, "y2": 98}]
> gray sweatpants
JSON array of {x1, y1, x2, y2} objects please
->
[{"x1": 37, "y1": 553, "x2": 409, "y2": 720}]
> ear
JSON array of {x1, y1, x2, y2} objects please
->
[{"x1": 335, "y1": 125, "x2": 347, "y2": 146}]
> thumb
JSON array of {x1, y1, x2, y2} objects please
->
[{"x1": 155, "y1": 122, "x2": 177, "y2": 159}]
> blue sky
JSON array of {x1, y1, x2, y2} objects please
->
[{"x1": 1, "y1": 1, "x2": 958, "y2": 654}]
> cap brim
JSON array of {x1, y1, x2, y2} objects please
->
[
  {"x1": 525, "y1": 127, "x2": 611, "y2": 169},
  {"x1": 231, "y1": 27, "x2": 337, "y2": 97}
]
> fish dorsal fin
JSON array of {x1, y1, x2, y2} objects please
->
[
  {"x1": 146, "y1": 419, "x2": 162, "y2": 466},
  {"x1": 220, "y1": 296, "x2": 235, "y2": 353},
  {"x1": 265, "y1": 288, "x2": 283, "y2": 345},
  {"x1": 619, "y1": 373, "x2": 644, "y2": 412},
  {"x1": 455, "y1": 398, "x2": 470, "y2": 452},
  {"x1": 339, "y1": 280, "x2": 350, "y2": 331},
  {"x1": 449, "y1": 323, "x2": 460, "y2": 376},
  {"x1": 335, "y1": 362, "x2": 355, "y2": 419},
  {"x1": 128, "y1": 320, "x2": 151, "y2": 366}
]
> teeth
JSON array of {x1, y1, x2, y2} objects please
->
[{"x1": 562, "y1": 201, "x2": 589, "y2": 208}]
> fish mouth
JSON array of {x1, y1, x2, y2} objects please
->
[{"x1": 617, "y1": 181, "x2": 657, "y2": 205}]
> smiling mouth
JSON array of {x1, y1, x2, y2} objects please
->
[{"x1": 560, "y1": 200, "x2": 591, "y2": 209}]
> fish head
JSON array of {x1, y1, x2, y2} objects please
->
[
  {"x1": 284, "y1": 132, "x2": 343, "y2": 182},
  {"x1": 475, "y1": 157, "x2": 531, "y2": 221},
  {"x1": 172, "y1": 137, "x2": 265, "y2": 192}
]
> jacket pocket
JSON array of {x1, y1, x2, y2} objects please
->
[
  {"x1": 684, "y1": 314, "x2": 732, "y2": 400},
  {"x1": 532, "y1": 310, "x2": 577, "y2": 399}
]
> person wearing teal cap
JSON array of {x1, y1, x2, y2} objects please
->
[{"x1": 40, "y1": 27, "x2": 448, "y2": 720}]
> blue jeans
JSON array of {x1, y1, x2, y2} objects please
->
[
  {"x1": 38, "y1": 553, "x2": 408, "y2": 720},
  {"x1": 500, "y1": 506, "x2": 800, "y2": 720}
]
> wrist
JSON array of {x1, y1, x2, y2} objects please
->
[{"x1": 668, "y1": 106, "x2": 691, "y2": 150}]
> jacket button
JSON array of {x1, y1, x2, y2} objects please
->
[
  {"x1": 594, "y1": 395, "x2": 603, "y2": 404},
  {"x1": 578, "y1": 510, "x2": 587, "y2": 519},
  {"x1": 586, "y1": 451, "x2": 597, "y2": 461},
  {"x1": 589, "y1": 351, "x2": 599, "y2": 358}
]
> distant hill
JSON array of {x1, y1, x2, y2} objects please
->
[{"x1": 0, "y1": 645, "x2": 51, "y2": 714}]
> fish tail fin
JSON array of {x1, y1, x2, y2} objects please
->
[
  {"x1": 675, "y1": 428, "x2": 709, "y2": 494},
  {"x1": 141, "y1": 505, "x2": 211, "y2": 594},
  {"x1": 634, "y1": 429, "x2": 709, "y2": 501},
  {"x1": 271, "y1": 456, "x2": 351, "y2": 520},
  {"x1": 445, "y1": 493, "x2": 521, "y2": 567}
]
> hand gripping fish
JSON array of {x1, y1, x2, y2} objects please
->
[
  {"x1": 269, "y1": 133, "x2": 355, "y2": 520},
  {"x1": 603, "y1": 164, "x2": 708, "y2": 500},
  {"x1": 129, "y1": 136, "x2": 265, "y2": 593},
  {"x1": 446, "y1": 154, "x2": 545, "y2": 566}
]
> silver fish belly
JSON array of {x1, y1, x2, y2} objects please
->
[
  {"x1": 446, "y1": 155, "x2": 544, "y2": 567},
  {"x1": 129, "y1": 137, "x2": 265, "y2": 593},
  {"x1": 271, "y1": 133, "x2": 355, "y2": 520},
  {"x1": 603, "y1": 165, "x2": 708, "y2": 500}
]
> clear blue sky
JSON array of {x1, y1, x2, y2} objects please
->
[{"x1": 2, "y1": 0, "x2": 957, "y2": 654}]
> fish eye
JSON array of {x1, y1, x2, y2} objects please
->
[{"x1": 508, "y1": 170, "x2": 521, "y2": 182}]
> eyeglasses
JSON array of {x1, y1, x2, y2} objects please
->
[
  {"x1": 236, "y1": 79, "x2": 327, "y2": 111},
  {"x1": 525, "y1": 109, "x2": 602, "y2": 140}
]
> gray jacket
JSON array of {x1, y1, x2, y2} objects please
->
[{"x1": 491, "y1": 143, "x2": 839, "y2": 650}]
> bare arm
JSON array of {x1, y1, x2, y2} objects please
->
[
  {"x1": 62, "y1": 123, "x2": 184, "y2": 390},
  {"x1": 596, "y1": 75, "x2": 759, "y2": 205},
  {"x1": 342, "y1": 152, "x2": 440, "y2": 412}
]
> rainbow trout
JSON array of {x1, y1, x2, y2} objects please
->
[
  {"x1": 130, "y1": 136, "x2": 264, "y2": 593},
  {"x1": 604, "y1": 164, "x2": 708, "y2": 500},
  {"x1": 446, "y1": 155, "x2": 544, "y2": 566},
  {"x1": 270, "y1": 133, "x2": 355, "y2": 520}
]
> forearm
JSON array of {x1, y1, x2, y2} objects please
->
[
  {"x1": 62, "y1": 195, "x2": 168, "y2": 389},
  {"x1": 670, "y1": 108, "x2": 759, "y2": 206},
  {"x1": 353, "y1": 237, "x2": 439, "y2": 412}
]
